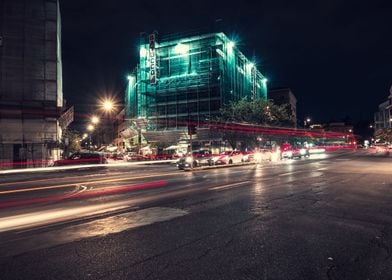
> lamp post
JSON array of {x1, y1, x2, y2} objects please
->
[
  {"x1": 91, "y1": 116, "x2": 100, "y2": 147},
  {"x1": 304, "y1": 117, "x2": 311, "y2": 128},
  {"x1": 87, "y1": 124, "x2": 94, "y2": 151},
  {"x1": 99, "y1": 98, "x2": 117, "y2": 148},
  {"x1": 91, "y1": 115, "x2": 100, "y2": 125}
]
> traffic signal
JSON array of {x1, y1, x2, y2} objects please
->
[{"x1": 188, "y1": 124, "x2": 197, "y2": 135}]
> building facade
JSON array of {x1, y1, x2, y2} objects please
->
[
  {"x1": 374, "y1": 86, "x2": 392, "y2": 142},
  {"x1": 374, "y1": 86, "x2": 392, "y2": 131},
  {"x1": 268, "y1": 87, "x2": 297, "y2": 128},
  {"x1": 126, "y1": 32, "x2": 268, "y2": 131},
  {"x1": 0, "y1": 0, "x2": 66, "y2": 167}
]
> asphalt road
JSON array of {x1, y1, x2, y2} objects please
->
[{"x1": 0, "y1": 151, "x2": 391, "y2": 279}]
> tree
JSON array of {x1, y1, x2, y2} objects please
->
[
  {"x1": 215, "y1": 98, "x2": 293, "y2": 149},
  {"x1": 376, "y1": 128, "x2": 392, "y2": 143},
  {"x1": 62, "y1": 130, "x2": 81, "y2": 157},
  {"x1": 219, "y1": 98, "x2": 293, "y2": 126}
]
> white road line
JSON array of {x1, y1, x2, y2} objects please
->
[
  {"x1": 316, "y1": 167, "x2": 328, "y2": 171},
  {"x1": 209, "y1": 180, "x2": 251, "y2": 191},
  {"x1": 278, "y1": 171, "x2": 301, "y2": 177}
]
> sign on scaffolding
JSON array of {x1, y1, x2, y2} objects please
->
[{"x1": 149, "y1": 34, "x2": 157, "y2": 84}]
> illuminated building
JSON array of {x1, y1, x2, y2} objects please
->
[{"x1": 126, "y1": 32, "x2": 268, "y2": 132}]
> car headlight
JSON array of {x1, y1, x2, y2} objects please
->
[
  {"x1": 300, "y1": 149, "x2": 306, "y2": 155},
  {"x1": 186, "y1": 156, "x2": 193, "y2": 163}
]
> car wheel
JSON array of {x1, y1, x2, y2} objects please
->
[
  {"x1": 193, "y1": 161, "x2": 198, "y2": 167},
  {"x1": 229, "y1": 159, "x2": 233, "y2": 164}
]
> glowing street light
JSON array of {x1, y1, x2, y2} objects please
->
[
  {"x1": 304, "y1": 117, "x2": 311, "y2": 128},
  {"x1": 82, "y1": 133, "x2": 88, "y2": 139},
  {"x1": 87, "y1": 124, "x2": 94, "y2": 132},
  {"x1": 91, "y1": 115, "x2": 100, "y2": 124},
  {"x1": 101, "y1": 99, "x2": 115, "y2": 113}
]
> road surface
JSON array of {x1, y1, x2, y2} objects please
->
[{"x1": 0, "y1": 152, "x2": 391, "y2": 279}]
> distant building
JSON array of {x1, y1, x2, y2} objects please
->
[
  {"x1": 268, "y1": 88, "x2": 297, "y2": 127},
  {"x1": 325, "y1": 122, "x2": 353, "y2": 134},
  {"x1": 374, "y1": 86, "x2": 392, "y2": 142},
  {"x1": 0, "y1": 0, "x2": 70, "y2": 167},
  {"x1": 374, "y1": 86, "x2": 392, "y2": 131},
  {"x1": 126, "y1": 32, "x2": 268, "y2": 131}
]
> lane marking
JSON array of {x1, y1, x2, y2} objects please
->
[
  {"x1": 0, "y1": 172, "x2": 126, "y2": 187},
  {"x1": 0, "y1": 165, "x2": 263, "y2": 195},
  {"x1": 0, "y1": 172, "x2": 179, "y2": 195},
  {"x1": 209, "y1": 180, "x2": 251, "y2": 191},
  {"x1": 316, "y1": 167, "x2": 328, "y2": 171},
  {"x1": 278, "y1": 171, "x2": 301, "y2": 177}
]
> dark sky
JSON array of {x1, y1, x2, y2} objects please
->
[{"x1": 60, "y1": 0, "x2": 392, "y2": 125}]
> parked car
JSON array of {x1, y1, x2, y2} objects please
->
[
  {"x1": 54, "y1": 152, "x2": 107, "y2": 166},
  {"x1": 213, "y1": 151, "x2": 243, "y2": 165},
  {"x1": 124, "y1": 152, "x2": 137, "y2": 161},
  {"x1": 177, "y1": 150, "x2": 213, "y2": 170},
  {"x1": 108, "y1": 153, "x2": 124, "y2": 161}
]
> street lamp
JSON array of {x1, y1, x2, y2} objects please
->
[
  {"x1": 91, "y1": 115, "x2": 100, "y2": 124},
  {"x1": 304, "y1": 117, "x2": 311, "y2": 127},
  {"x1": 101, "y1": 99, "x2": 115, "y2": 113},
  {"x1": 87, "y1": 124, "x2": 94, "y2": 132},
  {"x1": 86, "y1": 124, "x2": 95, "y2": 151}
]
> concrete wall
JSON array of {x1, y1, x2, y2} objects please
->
[{"x1": 0, "y1": 0, "x2": 63, "y2": 168}]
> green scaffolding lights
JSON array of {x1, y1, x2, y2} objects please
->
[
  {"x1": 140, "y1": 46, "x2": 148, "y2": 58},
  {"x1": 227, "y1": 40, "x2": 235, "y2": 55},
  {"x1": 126, "y1": 33, "x2": 268, "y2": 129},
  {"x1": 246, "y1": 62, "x2": 254, "y2": 72},
  {"x1": 174, "y1": 43, "x2": 189, "y2": 55},
  {"x1": 126, "y1": 74, "x2": 137, "y2": 119}
]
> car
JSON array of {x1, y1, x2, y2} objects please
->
[
  {"x1": 177, "y1": 150, "x2": 213, "y2": 170},
  {"x1": 54, "y1": 152, "x2": 107, "y2": 166},
  {"x1": 371, "y1": 143, "x2": 390, "y2": 155},
  {"x1": 213, "y1": 151, "x2": 243, "y2": 165},
  {"x1": 124, "y1": 152, "x2": 138, "y2": 161},
  {"x1": 281, "y1": 143, "x2": 310, "y2": 159}
]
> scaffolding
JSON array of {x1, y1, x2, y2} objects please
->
[{"x1": 126, "y1": 32, "x2": 268, "y2": 130}]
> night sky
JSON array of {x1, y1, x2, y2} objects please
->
[{"x1": 60, "y1": 0, "x2": 392, "y2": 126}]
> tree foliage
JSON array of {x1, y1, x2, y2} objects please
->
[
  {"x1": 219, "y1": 98, "x2": 293, "y2": 126},
  {"x1": 377, "y1": 128, "x2": 392, "y2": 143},
  {"x1": 62, "y1": 129, "x2": 81, "y2": 156},
  {"x1": 215, "y1": 98, "x2": 294, "y2": 149}
]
